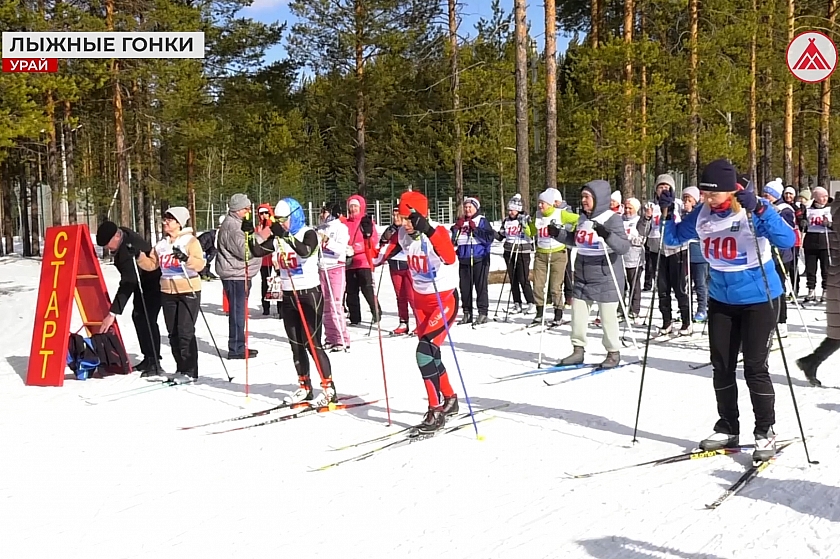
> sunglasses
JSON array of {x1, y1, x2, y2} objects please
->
[
  {"x1": 274, "y1": 216, "x2": 289, "y2": 224},
  {"x1": 163, "y1": 215, "x2": 177, "y2": 222},
  {"x1": 259, "y1": 210, "x2": 270, "y2": 216}
]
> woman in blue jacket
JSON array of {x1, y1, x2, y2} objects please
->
[
  {"x1": 451, "y1": 197, "x2": 495, "y2": 325},
  {"x1": 663, "y1": 159, "x2": 795, "y2": 464}
]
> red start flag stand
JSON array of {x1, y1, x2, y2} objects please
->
[{"x1": 26, "y1": 224, "x2": 128, "y2": 387}]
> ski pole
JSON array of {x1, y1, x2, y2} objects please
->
[
  {"x1": 419, "y1": 232, "x2": 480, "y2": 438},
  {"x1": 127, "y1": 245, "x2": 162, "y2": 375},
  {"x1": 178, "y1": 261, "x2": 233, "y2": 382},
  {"x1": 772, "y1": 247, "x2": 814, "y2": 351},
  {"x1": 317, "y1": 245, "x2": 348, "y2": 351},
  {"x1": 745, "y1": 201, "x2": 816, "y2": 465},
  {"x1": 367, "y1": 264, "x2": 385, "y2": 337},
  {"x1": 366, "y1": 243, "x2": 392, "y2": 425},
  {"x1": 603, "y1": 237, "x2": 640, "y2": 355},
  {"x1": 244, "y1": 230, "x2": 251, "y2": 400}
]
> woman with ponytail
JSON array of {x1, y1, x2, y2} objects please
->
[{"x1": 663, "y1": 159, "x2": 795, "y2": 463}]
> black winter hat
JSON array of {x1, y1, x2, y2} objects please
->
[
  {"x1": 699, "y1": 159, "x2": 738, "y2": 192},
  {"x1": 96, "y1": 221, "x2": 119, "y2": 247},
  {"x1": 330, "y1": 203, "x2": 343, "y2": 218}
]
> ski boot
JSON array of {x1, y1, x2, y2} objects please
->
[
  {"x1": 392, "y1": 321, "x2": 409, "y2": 335},
  {"x1": 599, "y1": 352, "x2": 620, "y2": 369},
  {"x1": 804, "y1": 289, "x2": 816, "y2": 303},
  {"x1": 413, "y1": 407, "x2": 446, "y2": 434},
  {"x1": 442, "y1": 394, "x2": 459, "y2": 417},
  {"x1": 558, "y1": 346, "x2": 585, "y2": 366},
  {"x1": 169, "y1": 373, "x2": 196, "y2": 385},
  {"x1": 753, "y1": 427, "x2": 777, "y2": 463},
  {"x1": 285, "y1": 376, "x2": 314, "y2": 404},
  {"x1": 699, "y1": 432, "x2": 739, "y2": 451},
  {"x1": 679, "y1": 320, "x2": 693, "y2": 336},
  {"x1": 796, "y1": 338, "x2": 840, "y2": 387},
  {"x1": 551, "y1": 307, "x2": 563, "y2": 327},
  {"x1": 458, "y1": 311, "x2": 473, "y2": 326},
  {"x1": 473, "y1": 314, "x2": 489, "y2": 326},
  {"x1": 530, "y1": 306, "x2": 544, "y2": 326},
  {"x1": 311, "y1": 380, "x2": 338, "y2": 407}
]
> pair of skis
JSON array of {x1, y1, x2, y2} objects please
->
[
  {"x1": 311, "y1": 404, "x2": 510, "y2": 471},
  {"x1": 488, "y1": 360, "x2": 637, "y2": 385},
  {"x1": 566, "y1": 439, "x2": 798, "y2": 509}
]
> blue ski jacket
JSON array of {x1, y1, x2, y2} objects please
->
[
  {"x1": 664, "y1": 198, "x2": 795, "y2": 306},
  {"x1": 451, "y1": 214, "x2": 495, "y2": 261}
]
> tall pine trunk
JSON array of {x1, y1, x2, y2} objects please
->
[
  {"x1": 688, "y1": 0, "x2": 699, "y2": 186},
  {"x1": 20, "y1": 160, "x2": 31, "y2": 256},
  {"x1": 545, "y1": 0, "x2": 557, "y2": 192},
  {"x1": 748, "y1": 0, "x2": 758, "y2": 185},
  {"x1": 64, "y1": 101, "x2": 77, "y2": 224},
  {"x1": 1, "y1": 164, "x2": 13, "y2": 254},
  {"x1": 798, "y1": 84, "x2": 807, "y2": 188},
  {"x1": 132, "y1": 81, "x2": 145, "y2": 240},
  {"x1": 30, "y1": 156, "x2": 40, "y2": 256},
  {"x1": 354, "y1": 0, "x2": 367, "y2": 197},
  {"x1": 622, "y1": 0, "x2": 635, "y2": 197},
  {"x1": 448, "y1": 0, "x2": 464, "y2": 211},
  {"x1": 818, "y1": 0, "x2": 837, "y2": 190},
  {"x1": 784, "y1": 0, "x2": 795, "y2": 185},
  {"x1": 640, "y1": 9, "x2": 648, "y2": 196},
  {"x1": 46, "y1": 92, "x2": 61, "y2": 226},
  {"x1": 187, "y1": 147, "x2": 196, "y2": 228},
  {"x1": 106, "y1": 0, "x2": 130, "y2": 226},
  {"x1": 514, "y1": 0, "x2": 530, "y2": 207}
]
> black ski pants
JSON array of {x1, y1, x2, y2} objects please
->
[
  {"x1": 657, "y1": 252, "x2": 690, "y2": 326},
  {"x1": 625, "y1": 265, "x2": 642, "y2": 316},
  {"x1": 805, "y1": 248, "x2": 829, "y2": 291},
  {"x1": 281, "y1": 286, "x2": 332, "y2": 386},
  {"x1": 161, "y1": 291, "x2": 200, "y2": 376},
  {"x1": 346, "y1": 267, "x2": 379, "y2": 324},
  {"x1": 459, "y1": 256, "x2": 490, "y2": 316},
  {"x1": 707, "y1": 297, "x2": 778, "y2": 436},
  {"x1": 132, "y1": 280, "x2": 162, "y2": 362},
  {"x1": 504, "y1": 250, "x2": 535, "y2": 305}
]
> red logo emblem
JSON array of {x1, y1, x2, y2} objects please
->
[{"x1": 787, "y1": 32, "x2": 837, "y2": 83}]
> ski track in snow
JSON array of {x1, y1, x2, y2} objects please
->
[{"x1": 0, "y1": 255, "x2": 839, "y2": 559}]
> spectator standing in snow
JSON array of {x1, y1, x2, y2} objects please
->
[
  {"x1": 762, "y1": 179, "x2": 797, "y2": 338},
  {"x1": 803, "y1": 186, "x2": 832, "y2": 303},
  {"x1": 215, "y1": 193, "x2": 274, "y2": 359},
  {"x1": 197, "y1": 214, "x2": 224, "y2": 280},
  {"x1": 257, "y1": 204, "x2": 281, "y2": 317},
  {"x1": 136, "y1": 207, "x2": 205, "y2": 383},
  {"x1": 681, "y1": 187, "x2": 709, "y2": 323},
  {"x1": 317, "y1": 204, "x2": 352, "y2": 351},
  {"x1": 621, "y1": 197, "x2": 646, "y2": 322},
  {"x1": 345, "y1": 195, "x2": 380, "y2": 325},
  {"x1": 96, "y1": 221, "x2": 163, "y2": 376},
  {"x1": 451, "y1": 197, "x2": 495, "y2": 325}
]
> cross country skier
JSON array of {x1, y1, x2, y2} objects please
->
[
  {"x1": 379, "y1": 206, "x2": 417, "y2": 335},
  {"x1": 269, "y1": 197, "x2": 336, "y2": 406},
  {"x1": 451, "y1": 196, "x2": 494, "y2": 325},
  {"x1": 796, "y1": 197, "x2": 840, "y2": 386},
  {"x1": 375, "y1": 191, "x2": 460, "y2": 433},
  {"x1": 136, "y1": 207, "x2": 205, "y2": 383},
  {"x1": 526, "y1": 188, "x2": 578, "y2": 326},
  {"x1": 803, "y1": 186, "x2": 832, "y2": 303},
  {"x1": 663, "y1": 159, "x2": 795, "y2": 462},
  {"x1": 762, "y1": 179, "x2": 797, "y2": 338},
  {"x1": 496, "y1": 193, "x2": 536, "y2": 314},
  {"x1": 622, "y1": 197, "x2": 645, "y2": 323},
  {"x1": 552, "y1": 180, "x2": 630, "y2": 368}
]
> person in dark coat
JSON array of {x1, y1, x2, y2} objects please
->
[
  {"x1": 550, "y1": 179, "x2": 631, "y2": 369},
  {"x1": 96, "y1": 221, "x2": 164, "y2": 376},
  {"x1": 797, "y1": 198, "x2": 840, "y2": 386},
  {"x1": 197, "y1": 214, "x2": 224, "y2": 280}
]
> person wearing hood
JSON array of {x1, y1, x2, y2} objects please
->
[
  {"x1": 681, "y1": 187, "x2": 709, "y2": 323},
  {"x1": 803, "y1": 186, "x2": 833, "y2": 303},
  {"x1": 379, "y1": 205, "x2": 417, "y2": 336},
  {"x1": 621, "y1": 197, "x2": 646, "y2": 323},
  {"x1": 496, "y1": 193, "x2": 536, "y2": 314},
  {"x1": 257, "y1": 204, "x2": 281, "y2": 317},
  {"x1": 551, "y1": 180, "x2": 630, "y2": 369},
  {"x1": 525, "y1": 188, "x2": 579, "y2": 326},
  {"x1": 664, "y1": 159, "x2": 795, "y2": 463},
  {"x1": 345, "y1": 194, "x2": 380, "y2": 325},
  {"x1": 375, "y1": 191, "x2": 460, "y2": 432},
  {"x1": 641, "y1": 177, "x2": 691, "y2": 335},
  {"x1": 136, "y1": 207, "x2": 205, "y2": 383},
  {"x1": 317, "y1": 203, "x2": 352, "y2": 351},
  {"x1": 269, "y1": 197, "x2": 336, "y2": 407},
  {"x1": 784, "y1": 185, "x2": 806, "y2": 297},
  {"x1": 96, "y1": 220, "x2": 163, "y2": 376},
  {"x1": 216, "y1": 193, "x2": 275, "y2": 359},
  {"x1": 762, "y1": 179, "x2": 797, "y2": 338},
  {"x1": 796, "y1": 197, "x2": 840, "y2": 386},
  {"x1": 450, "y1": 196, "x2": 495, "y2": 325},
  {"x1": 642, "y1": 175, "x2": 676, "y2": 291},
  {"x1": 197, "y1": 214, "x2": 225, "y2": 280}
]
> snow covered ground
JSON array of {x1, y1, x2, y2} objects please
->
[{"x1": 1, "y1": 254, "x2": 839, "y2": 559}]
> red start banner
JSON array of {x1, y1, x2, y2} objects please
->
[
  {"x1": 2, "y1": 58, "x2": 59, "y2": 73},
  {"x1": 26, "y1": 224, "x2": 125, "y2": 387}
]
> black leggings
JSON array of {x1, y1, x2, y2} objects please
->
[
  {"x1": 281, "y1": 287, "x2": 332, "y2": 387},
  {"x1": 504, "y1": 250, "x2": 535, "y2": 305},
  {"x1": 804, "y1": 248, "x2": 829, "y2": 291}
]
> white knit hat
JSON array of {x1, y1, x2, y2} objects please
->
[
  {"x1": 611, "y1": 191, "x2": 622, "y2": 204},
  {"x1": 682, "y1": 186, "x2": 700, "y2": 204},
  {"x1": 626, "y1": 197, "x2": 641, "y2": 212},
  {"x1": 538, "y1": 188, "x2": 561, "y2": 205}
]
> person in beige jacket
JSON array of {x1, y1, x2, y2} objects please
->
[{"x1": 137, "y1": 207, "x2": 206, "y2": 383}]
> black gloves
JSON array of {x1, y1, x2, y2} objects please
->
[
  {"x1": 408, "y1": 212, "x2": 435, "y2": 237},
  {"x1": 172, "y1": 246, "x2": 189, "y2": 262},
  {"x1": 360, "y1": 215, "x2": 374, "y2": 238},
  {"x1": 241, "y1": 215, "x2": 255, "y2": 234},
  {"x1": 593, "y1": 222, "x2": 610, "y2": 240},
  {"x1": 735, "y1": 188, "x2": 762, "y2": 215},
  {"x1": 546, "y1": 223, "x2": 562, "y2": 239},
  {"x1": 125, "y1": 243, "x2": 142, "y2": 259},
  {"x1": 380, "y1": 224, "x2": 397, "y2": 246},
  {"x1": 658, "y1": 189, "x2": 675, "y2": 219},
  {"x1": 270, "y1": 221, "x2": 287, "y2": 239}
]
